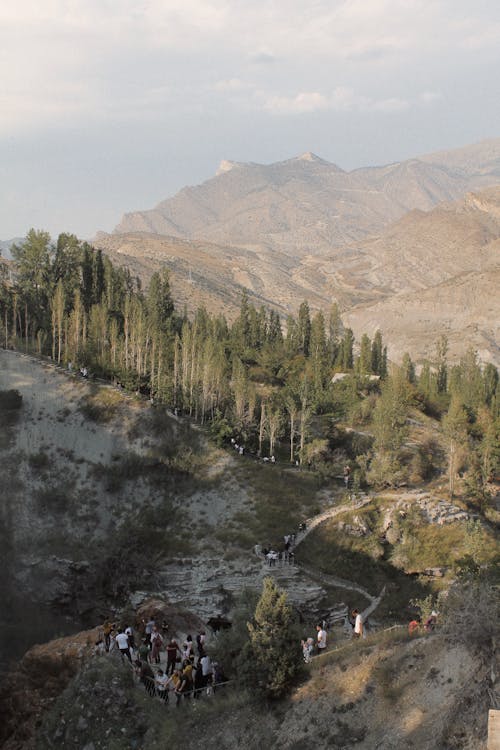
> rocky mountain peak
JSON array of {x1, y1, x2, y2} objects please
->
[
  {"x1": 215, "y1": 159, "x2": 246, "y2": 176},
  {"x1": 296, "y1": 151, "x2": 327, "y2": 163}
]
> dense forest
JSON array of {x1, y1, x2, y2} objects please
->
[{"x1": 1, "y1": 229, "x2": 499, "y2": 498}]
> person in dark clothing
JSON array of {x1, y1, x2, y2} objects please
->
[
  {"x1": 166, "y1": 638, "x2": 180, "y2": 675},
  {"x1": 193, "y1": 660, "x2": 204, "y2": 698}
]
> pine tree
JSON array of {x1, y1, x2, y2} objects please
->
[
  {"x1": 371, "y1": 330, "x2": 384, "y2": 376},
  {"x1": 442, "y1": 397, "x2": 469, "y2": 499},
  {"x1": 435, "y1": 335, "x2": 448, "y2": 393},
  {"x1": 297, "y1": 301, "x2": 311, "y2": 356},
  {"x1": 328, "y1": 302, "x2": 343, "y2": 364},
  {"x1": 241, "y1": 578, "x2": 300, "y2": 698},
  {"x1": 401, "y1": 352, "x2": 416, "y2": 384},
  {"x1": 357, "y1": 333, "x2": 372, "y2": 376}
]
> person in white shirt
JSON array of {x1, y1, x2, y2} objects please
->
[
  {"x1": 316, "y1": 624, "x2": 327, "y2": 652},
  {"x1": 155, "y1": 669, "x2": 172, "y2": 702},
  {"x1": 200, "y1": 654, "x2": 212, "y2": 686},
  {"x1": 115, "y1": 630, "x2": 132, "y2": 662},
  {"x1": 352, "y1": 609, "x2": 363, "y2": 639}
]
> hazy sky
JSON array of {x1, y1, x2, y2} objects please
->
[{"x1": 1, "y1": 0, "x2": 499, "y2": 240}]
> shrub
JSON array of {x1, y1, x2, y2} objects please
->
[
  {"x1": 78, "y1": 389, "x2": 122, "y2": 423},
  {"x1": 28, "y1": 451, "x2": 50, "y2": 472},
  {"x1": 0, "y1": 389, "x2": 23, "y2": 411},
  {"x1": 239, "y1": 577, "x2": 302, "y2": 699}
]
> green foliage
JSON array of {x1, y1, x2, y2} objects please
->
[
  {"x1": 209, "y1": 587, "x2": 259, "y2": 675},
  {"x1": 3, "y1": 228, "x2": 499, "y2": 499},
  {"x1": 410, "y1": 593, "x2": 438, "y2": 624},
  {"x1": 78, "y1": 388, "x2": 122, "y2": 423},
  {"x1": 241, "y1": 577, "x2": 302, "y2": 698}
]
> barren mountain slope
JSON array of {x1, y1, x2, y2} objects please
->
[
  {"x1": 345, "y1": 266, "x2": 500, "y2": 365},
  {"x1": 112, "y1": 140, "x2": 500, "y2": 257},
  {"x1": 98, "y1": 187, "x2": 500, "y2": 364},
  {"x1": 95, "y1": 232, "x2": 328, "y2": 319},
  {"x1": 326, "y1": 186, "x2": 500, "y2": 295}
]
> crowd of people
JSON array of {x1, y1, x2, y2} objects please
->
[
  {"x1": 99, "y1": 618, "x2": 228, "y2": 706},
  {"x1": 254, "y1": 530, "x2": 304, "y2": 567}
]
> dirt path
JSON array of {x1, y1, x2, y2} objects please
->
[{"x1": 293, "y1": 494, "x2": 373, "y2": 548}]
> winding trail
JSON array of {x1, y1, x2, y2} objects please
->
[
  {"x1": 263, "y1": 494, "x2": 385, "y2": 608},
  {"x1": 298, "y1": 562, "x2": 376, "y2": 603},
  {"x1": 293, "y1": 494, "x2": 373, "y2": 549}
]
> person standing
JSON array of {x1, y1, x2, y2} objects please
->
[
  {"x1": 200, "y1": 653, "x2": 213, "y2": 686},
  {"x1": 150, "y1": 625, "x2": 163, "y2": 664},
  {"x1": 166, "y1": 637, "x2": 180, "y2": 675},
  {"x1": 155, "y1": 669, "x2": 172, "y2": 702},
  {"x1": 352, "y1": 609, "x2": 363, "y2": 639},
  {"x1": 144, "y1": 617, "x2": 155, "y2": 645},
  {"x1": 316, "y1": 624, "x2": 327, "y2": 653}
]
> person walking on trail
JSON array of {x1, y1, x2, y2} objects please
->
[
  {"x1": 316, "y1": 624, "x2": 327, "y2": 653},
  {"x1": 343, "y1": 465, "x2": 351, "y2": 488},
  {"x1": 115, "y1": 629, "x2": 132, "y2": 662},
  {"x1": 352, "y1": 609, "x2": 363, "y2": 639}
]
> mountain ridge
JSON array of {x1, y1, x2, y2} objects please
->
[
  {"x1": 112, "y1": 138, "x2": 500, "y2": 256},
  {"x1": 96, "y1": 138, "x2": 500, "y2": 365},
  {"x1": 97, "y1": 185, "x2": 500, "y2": 365}
]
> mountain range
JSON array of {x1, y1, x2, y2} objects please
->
[{"x1": 95, "y1": 138, "x2": 500, "y2": 366}]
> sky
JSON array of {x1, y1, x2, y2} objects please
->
[{"x1": 1, "y1": 0, "x2": 500, "y2": 240}]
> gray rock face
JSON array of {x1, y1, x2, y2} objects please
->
[
  {"x1": 414, "y1": 496, "x2": 469, "y2": 525},
  {"x1": 131, "y1": 556, "x2": 327, "y2": 623},
  {"x1": 337, "y1": 515, "x2": 369, "y2": 537}
]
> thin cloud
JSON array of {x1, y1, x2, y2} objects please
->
[
  {"x1": 261, "y1": 87, "x2": 411, "y2": 115},
  {"x1": 263, "y1": 92, "x2": 331, "y2": 114},
  {"x1": 213, "y1": 78, "x2": 253, "y2": 92}
]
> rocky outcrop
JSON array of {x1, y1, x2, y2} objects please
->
[{"x1": 0, "y1": 628, "x2": 101, "y2": 750}]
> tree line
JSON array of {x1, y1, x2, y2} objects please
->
[{"x1": 1, "y1": 230, "x2": 499, "y2": 497}]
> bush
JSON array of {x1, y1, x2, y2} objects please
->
[
  {"x1": 239, "y1": 577, "x2": 302, "y2": 699},
  {"x1": 28, "y1": 451, "x2": 50, "y2": 472},
  {"x1": 78, "y1": 389, "x2": 122, "y2": 423},
  {"x1": 0, "y1": 389, "x2": 23, "y2": 411}
]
